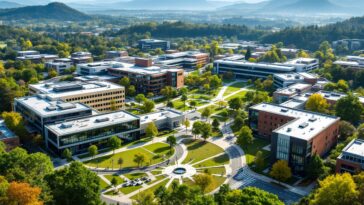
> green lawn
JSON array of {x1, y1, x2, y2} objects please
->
[
  {"x1": 241, "y1": 138, "x2": 271, "y2": 168},
  {"x1": 157, "y1": 130, "x2": 177, "y2": 138},
  {"x1": 182, "y1": 140, "x2": 225, "y2": 164},
  {"x1": 211, "y1": 176, "x2": 226, "y2": 191},
  {"x1": 197, "y1": 104, "x2": 221, "y2": 114},
  {"x1": 131, "y1": 179, "x2": 169, "y2": 200},
  {"x1": 85, "y1": 143, "x2": 173, "y2": 169},
  {"x1": 123, "y1": 172, "x2": 148, "y2": 180},
  {"x1": 119, "y1": 185, "x2": 142, "y2": 195},
  {"x1": 193, "y1": 153, "x2": 230, "y2": 167},
  {"x1": 104, "y1": 175, "x2": 124, "y2": 185},
  {"x1": 143, "y1": 142, "x2": 173, "y2": 156},
  {"x1": 225, "y1": 90, "x2": 247, "y2": 101},
  {"x1": 99, "y1": 177, "x2": 110, "y2": 190},
  {"x1": 199, "y1": 167, "x2": 226, "y2": 175},
  {"x1": 223, "y1": 82, "x2": 247, "y2": 96},
  {"x1": 78, "y1": 148, "x2": 112, "y2": 159}
]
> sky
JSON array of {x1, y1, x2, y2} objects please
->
[{"x1": 54, "y1": 0, "x2": 265, "y2": 3}]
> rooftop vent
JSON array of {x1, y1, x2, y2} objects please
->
[
  {"x1": 299, "y1": 122, "x2": 309, "y2": 129},
  {"x1": 46, "y1": 106, "x2": 57, "y2": 111},
  {"x1": 287, "y1": 128, "x2": 292, "y2": 132},
  {"x1": 280, "y1": 108, "x2": 289, "y2": 113},
  {"x1": 60, "y1": 123, "x2": 73, "y2": 129},
  {"x1": 95, "y1": 117, "x2": 110, "y2": 123},
  {"x1": 309, "y1": 117, "x2": 317, "y2": 122},
  {"x1": 57, "y1": 103, "x2": 76, "y2": 110}
]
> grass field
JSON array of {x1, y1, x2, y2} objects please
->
[
  {"x1": 143, "y1": 142, "x2": 173, "y2": 156},
  {"x1": 99, "y1": 177, "x2": 110, "y2": 190},
  {"x1": 223, "y1": 82, "x2": 247, "y2": 96},
  {"x1": 104, "y1": 175, "x2": 124, "y2": 185},
  {"x1": 241, "y1": 138, "x2": 271, "y2": 168},
  {"x1": 131, "y1": 179, "x2": 169, "y2": 200},
  {"x1": 193, "y1": 153, "x2": 230, "y2": 168},
  {"x1": 85, "y1": 143, "x2": 174, "y2": 169},
  {"x1": 225, "y1": 90, "x2": 248, "y2": 101},
  {"x1": 198, "y1": 167, "x2": 226, "y2": 175},
  {"x1": 123, "y1": 172, "x2": 148, "y2": 180},
  {"x1": 182, "y1": 140, "x2": 225, "y2": 164},
  {"x1": 119, "y1": 185, "x2": 142, "y2": 194}
]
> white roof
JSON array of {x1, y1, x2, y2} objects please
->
[
  {"x1": 275, "y1": 83, "x2": 312, "y2": 96},
  {"x1": 108, "y1": 61, "x2": 182, "y2": 75},
  {"x1": 342, "y1": 139, "x2": 364, "y2": 157},
  {"x1": 15, "y1": 96, "x2": 91, "y2": 118},
  {"x1": 274, "y1": 73, "x2": 304, "y2": 81},
  {"x1": 284, "y1": 58, "x2": 318, "y2": 65},
  {"x1": 251, "y1": 103, "x2": 339, "y2": 141},
  {"x1": 29, "y1": 81, "x2": 123, "y2": 100},
  {"x1": 46, "y1": 111, "x2": 139, "y2": 136},
  {"x1": 215, "y1": 59, "x2": 296, "y2": 72},
  {"x1": 140, "y1": 39, "x2": 168, "y2": 43},
  {"x1": 139, "y1": 109, "x2": 183, "y2": 125},
  {"x1": 334, "y1": 60, "x2": 364, "y2": 68},
  {"x1": 280, "y1": 99, "x2": 305, "y2": 109}
]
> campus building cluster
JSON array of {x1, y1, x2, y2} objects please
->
[
  {"x1": 156, "y1": 51, "x2": 210, "y2": 69},
  {"x1": 138, "y1": 39, "x2": 171, "y2": 51},
  {"x1": 334, "y1": 55, "x2": 364, "y2": 69}
]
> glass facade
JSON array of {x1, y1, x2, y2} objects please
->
[{"x1": 276, "y1": 134, "x2": 290, "y2": 161}]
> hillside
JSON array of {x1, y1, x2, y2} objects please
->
[
  {"x1": 115, "y1": 0, "x2": 215, "y2": 10},
  {"x1": 261, "y1": 16, "x2": 364, "y2": 50},
  {"x1": 0, "y1": 1, "x2": 22, "y2": 8},
  {"x1": 275, "y1": 0, "x2": 341, "y2": 14},
  {"x1": 0, "y1": 2, "x2": 91, "y2": 21}
]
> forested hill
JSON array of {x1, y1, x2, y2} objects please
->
[
  {"x1": 261, "y1": 16, "x2": 364, "y2": 50},
  {"x1": 0, "y1": 2, "x2": 91, "y2": 21},
  {"x1": 107, "y1": 22, "x2": 266, "y2": 40}
]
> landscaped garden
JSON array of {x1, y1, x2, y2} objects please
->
[
  {"x1": 223, "y1": 81, "x2": 247, "y2": 97},
  {"x1": 85, "y1": 142, "x2": 174, "y2": 169}
]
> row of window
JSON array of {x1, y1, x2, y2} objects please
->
[{"x1": 64, "y1": 91, "x2": 124, "y2": 102}]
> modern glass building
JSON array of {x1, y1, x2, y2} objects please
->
[{"x1": 45, "y1": 111, "x2": 140, "y2": 155}]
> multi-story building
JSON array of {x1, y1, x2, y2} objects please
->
[
  {"x1": 105, "y1": 51, "x2": 128, "y2": 59},
  {"x1": 71, "y1": 52, "x2": 93, "y2": 65},
  {"x1": 273, "y1": 83, "x2": 313, "y2": 104},
  {"x1": 139, "y1": 109, "x2": 184, "y2": 135},
  {"x1": 14, "y1": 96, "x2": 93, "y2": 134},
  {"x1": 249, "y1": 103, "x2": 340, "y2": 173},
  {"x1": 273, "y1": 72, "x2": 318, "y2": 88},
  {"x1": 108, "y1": 58, "x2": 184, "y2": 94},
  {"x1": 76, "y1": 61, "x2": 121, "y2": 76},
  {"x1": 44, "y1": 111, "x2": 140, "y2": 155},
  {"x1": 336, "y1": 139, "x2": 364, "y2": 174},
  {"x1": 138, "y1": 39, "x2": 170, "y2": 51},
  {"x1": 333, "y1": 39, "x2": 364, "y2": 51},
  {"x1": 17, "y1": 50, "x2": 40, "y2": 57},
  {"x1": 0, "y1": 119, "x2": 20, "y2": 150},
  {"x1": 29, "y1": 81, "x2": 125, "y2": 112},
  {"x1": 157, "y1": 51, "x2": 210, "y2": 69},
  {"x1": 16, "y1": 54, "x2": 58, "y2": 63},
  {"x1": 45, "y1": 61, "x2": 72, "y2": 75},
  {"x1": 334, "y1": 56, "x2": 364, "y2": 70}
]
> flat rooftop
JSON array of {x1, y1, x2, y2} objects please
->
[
  {"x1": 139, "y1": 109, "x2": 183, "y2": 125},
  {"x1": 0, "y1": 119, "x2": 17, "y2": 140},
  {"x1": 284, "y1": 58, "x2": 318, "y2": 65},
  {"x1": 251, "y1": 103, "x2": 339, "y2": 141},
  {"x1": 280, "y1": 99, "x2": 305, "y2": 109},
  {"x1": 274, "y1": 73, "x2": 304, "y2": 81},
  {"x1": 46, "y1": 111, "x2": 139, "y2": 136},
  {"x1": 140, "y1": 39, "x2": 168, "y2": 43},
  {"x1": 15, "y1": 96, "x2": 91, "y2": 118},
  {"x1": 342, "y1": 139, "x2": 364, "y2": 157},
  {"x1": 108, "y1": 61, "x2": 182, "y2": 75},
  {"x1": 29, "y1": 81, "x2": 123, "y2": 100},
  {"x1": 215, "y1": 58, "x2": 296, "y2": 72},
  {"x1": 334, "y1": 60, "x2": 364, "y2": 68},
  {"x1": 275, "y1": 83, "x2": 312, "y2": 96}
]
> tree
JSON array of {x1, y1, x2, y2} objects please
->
[
  {"x1": 133, "y1": 191, "x2": 157, "y2": 205},
  {"x1": 339, "y1": 121, "x2": 356, "y2": 140},
  {"x1": 46, "y1": 162, "x2": 101, "y2": 205},
  {"x1": 255, "y1": 151, "x2": 265, "y2": 171},
  {"x1": 200, "y1": 123, "x2": 212, "y2": 141},
  {"x1": 145, "y1": 122, "x2": 158, "y2": 138},
  {"x1": 161, "y1": 86, "x2": 174, "y2": 103},
  {"x1": 353, "y1": 172, "x2": 364, "y2": 203},
  {"x1": 306, "y1": 154, "x2": 328, "y2": 180},
  {"x1": 201, "y1": 107, "x2": 212, "y2": 121},
  {"x1": 237, "y1": 126, "x2": 254, "y2": 148},
  {"x1": 62, "y1": 148, "x2": 72, "y2": 161},
  {"x1": 183, "y1": 118, "x2": 190, "y2": 134},
  {"x1": 193, "y1": 174, "x2": 213, "y2": 193},
  {"x1": 108, "y1": 136, "x2": 122, "y2": 154},
  {"x1": 0, "y1": 141, "x2": 5, "y2": 153},
  {"x1": 223, "y1": 187, "x2": 284, "y2": 205},
  {"x1": 166, "y1": 135, "x2": 177, "y2": 149},
  {"x1": 117, "y1": 158, "x2": 123, "y2": 169},
  {"x1": 147, "y1": 92, "x2": 154, "y2": 99},
  {"x1": 111, "y1": 177, "x2": 118, "y2": 188},
  {"x1": 305, "y1": 93, "x2": 329, "y2": 114},
  {"x1": 358, "y1": 123, "x2": 364, "y2": 139},
  {"x1": 181, "y1": 94, "x2": 188, "y2": 111},
  {"x1": 1, "y1": 112, "x2": 27, "y2": 139},
  {"x1": 212, "y1": 118, "x2": 220, "y2": 131},
  {"x1": 311, "y1": 173, "x2": 359, "y2": 205},
  {"x1": 119, "y1": 76, "x2": 130, "y2": 87},
  {"x1": 141, "y1": 100, "x2": 155, "y2": 113},
  {"x1": 192, "y1": 121, "x2": 203, "y2": 139},
  {"x1": 6, "y1": 182, "x2": 43, "y2": 205},
  {"x1": 190, "y1": 100, "x2": 197, "y2": 109},
  {"x1": 88, "y1": 145, "x2": 98, "y2": 159},
  {"x1": 0, "y1": 176, "x2": 9, "y2": 203},
  {"x1": 228, "y1": 97, "x2": 243, "y2": 110},
  {"x1": 135, "y1": 94, "x2": 146, "y2": 103},
  {"x1": 270, "y1": 160, "x2": 292, "y2": 182},
  {"x1": 335, "y1": 94, "x2": 364, "y2": 125},
  {"x1": 245, "y1": 47, "x2": 252, "y2": 60},
  {"x1": 134, "y1": 153, "x2": 146, "y2": 167},
  {"x1": 127, "y1": 85, "x2": 136, "y2": 96},
  {"x1": 232, "y1": 115, "x2": 245, "y2": 132}
]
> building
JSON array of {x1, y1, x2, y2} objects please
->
[
  {"x1": 273, "y1": 72, "x2": 318, "y2": 88},
  {"x1": 282, "y1": 58, "x2": 319, "y2": 72},
  {"x1": 71, "y1": 52, "x2": 93, "y2": 65},
  {"x1": 44, "y1": 111, "x2": 140, "y2": 155},
  {"x1": 214, "y1": 55, "x2": 296, "y2": 79},
  {"x1": 0, "y1": 119, "x2": 20, "y2": 150},
  {"x1": 336, "y1": 139, "x2": 364, "y2": 174},
  {"x1": 273, "y1": 83, "x2": 313, "y2": 104},
  {"x1": 14, "y1": 96, "x2": 93, "y2": 134},
  {"x1": 105, "y1": 51, "x2": 128, "y2": 59},
  {"x1": 17, "y1": 50, "x2": 40, "y2": 57},
  {"x1": 138, "y1": 39, "x2": 170, "y2": 51},
  {"x1": 334, "y1": 56, "x2": 364, "y2": 69},
  {"x1": 108, "y1": 58, "x2": 184, "y2": 94},
  {"x1": 249, "y1": 103, "x2": 340, "y2": 173},
  {"x1": 16, "y1": 54, "x2": 58, "y2": 63},
  {"x1": 29, "y1": 81, "x2": 125, "y2": 112},
  {"x1": 45, "y1": 61, "x2": 72, "y2": 75},
  {"x1": 333, "y1": 39, "x2": 364, "y2": 51},
  {"x1": 157, "y1": 51, "x2": 210, "y2": 69},
  {"x1": 76, "y1": 61, "x2": 123, "y2": 76},
  {"x1": 139, "y1": 109, "x2": 184, "y2": 134}
]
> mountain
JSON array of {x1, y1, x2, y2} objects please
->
[
  {"x1": 219, "y1": 1, "x2": 269, "y2": 12},
  {"x1": 0, "y1": 1, "x2": 23, "y2": 8},
  {"x1": 0, "y1": 2, "x2": 91, "y2": 21},
  {"x1": 275, "y1": 0, "x2": 341, "y2": 14},
  {"x1": 112, "y1": 0, "x2": 219, "y2": 10},
  {"x1": 4, "y1": 0, "x2": 50, "y2": 5}
]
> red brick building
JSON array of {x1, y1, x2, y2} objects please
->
[
  {"x1": 249, "y1": 103, "x2": 340, "y2": 173},
  {"x1": 336, "y1": 139, "x2": 364, "y2": 174}
]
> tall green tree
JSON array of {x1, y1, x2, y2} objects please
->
[
  {"x1": 335, "y1": 93, "x2": 364, "y2": 125},
  {"x1": 145, "y1": 122, "x2": 158, "y2": 138},
  {"x1": 108, "y1": 136, "x2": 122, "y2": 155},
  {"x1": 88, "y1": 145, "x2": 98, "y2": 159},
  {"x1": 166, "y1": 135, "x2": 177, "y2": 149},
  {"x1": 237, "y1": 126, "x2": 254, "y2": 147},
  {"x1": 270, "y1": 160, "x2": 292, "y2": 182}
]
